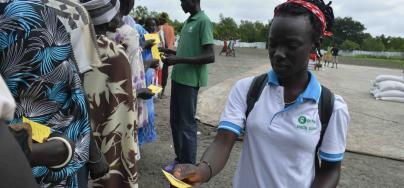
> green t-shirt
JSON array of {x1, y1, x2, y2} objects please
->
[{"x1": 171, "y1": 11, "x2": 214, "y2": 87}]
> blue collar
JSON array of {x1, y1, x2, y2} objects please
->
[{"x1": 267, "y1": 70, "x2": 321, "y2": 103}]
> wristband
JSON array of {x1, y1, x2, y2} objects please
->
[
  {"x1": 198, "y1": 160, "x2": 213, "y2": 182},
  {"x1": 47, "y1": 137, "x2": 73, "y2": 169}
]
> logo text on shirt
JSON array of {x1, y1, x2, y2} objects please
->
[{"x1": 296, "y1": 115, "x2": 318, "y2": 133}]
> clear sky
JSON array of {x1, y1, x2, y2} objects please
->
[{"x1": 135, "y1": 0, "x2": 404, "y2": 37}]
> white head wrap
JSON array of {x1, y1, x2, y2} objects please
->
[{"x1": 80, "y1": 0, "x2": 120, "y2": 25}]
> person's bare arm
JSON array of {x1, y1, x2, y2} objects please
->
[
  {"x1": 0, "y1": 121, "x2": 39, "y2": 187},
  {"x1": 30, "y1": 140, "x2": 72, "y2": 167},
  {"x1": 8, "y1": 123, "x2": 73, "y2": 167},
  {"x1": 162, "y1": 44, "x2": 215, "y2": 66},
  {"x1": 143, "y1": 59, "x2": 159, "y2": 70},
  {"x1": 159, "y1": 47, "x2": 177, "y2": 55},
  {"x1": 172, "y1": 129, "x2": 237, "y2": 185},
  {"x1": 311, "y1": 161, "x2": 341, "y2": 188}
]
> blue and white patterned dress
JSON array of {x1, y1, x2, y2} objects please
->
[
  {"x1": 137, "y1": 27, "x2": 157, "y2": 146},
  {"x1": 0, "y1": 1, "x2": 91, "y2": 187}
]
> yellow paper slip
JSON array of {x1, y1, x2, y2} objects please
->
[
  {"x1": 23, "y1": 117, "x2": 51, "y2": 143},
  {"x1": 162, "y1": 169, "x2": 192, "y2": 188},
  {"x1": 148, "y1": 84, "x2": 163, "y2": 94},
  {"x1": 144, "y1": 33, "x2": 161, "y2": 44},
  {"x1": 144, "y1": 33, "x2": 162, "y2": 60}
]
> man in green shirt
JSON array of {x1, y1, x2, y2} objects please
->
[{"x1": 161, "y1": 0, "x2": 215, "y2": 169}]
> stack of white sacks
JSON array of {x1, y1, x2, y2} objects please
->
[{"x1": 371, "y1": 73, "x2": 404, "y2": 103}]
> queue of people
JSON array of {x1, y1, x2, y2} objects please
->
[
  {"x1": 0, "y1": 0, "x2": 175, "y2": 187},
  {"x1": 0, "y1": 0, "x2": 349, "y2": 188}
]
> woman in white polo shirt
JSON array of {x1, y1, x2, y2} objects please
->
[{"x1": 172, "y1": 0, "x2": 349, "y2": 188}]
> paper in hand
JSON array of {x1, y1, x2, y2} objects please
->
[
  {"x1": 144, "y1": 34, "x2": 162, "y2": 60},
  {"x1": 23, "y1": 116, "x2": 51, "y2": 143},
  {"x1": 162, "y1": 169, "x2": 192, "y2": 188},
  {"x1": 148, "y1": 84, "x2": 163, "y2": 94}
]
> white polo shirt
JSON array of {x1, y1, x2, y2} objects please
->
[
  {"x1": 0, "y1": 75, "x2": 15, "y2": 120},
  {"x1": 218, "y1": 70, "x2": 349, "y2": 188}
]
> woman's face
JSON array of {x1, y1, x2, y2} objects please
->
[{"x1": 268, "y1": 15, "x2": 314, "y2": 79}]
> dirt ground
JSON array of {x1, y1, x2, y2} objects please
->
[{"x1": 138, "y1": 47, "x2": 404, "y2": 188}]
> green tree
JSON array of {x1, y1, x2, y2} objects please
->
[
  {"x1": 378, "y1": 34, "x2": 389, "y2": 48},
  {"x1": 214, "y1": 14, "x2": 239, "y2": 40},
  {"x1": 362, "y1": 38, "x2": 386, "y2": 51},
  {"x1": 239, "y1": 20, "x2": 255, "y2": 42},
  {"x1": 384, "y1": 37, "x2": 404, "y2": 52},
  {"x1": 238, "y1": 20, "x2": 270, "y2": 42},
  {"x1": 131, "y1": 6, "x2": 160, "y2": 20},
  {"x1": 322, "y1": 37, "x2": 333, "y2": 49},
  {"x1": 149, "y1": 11, "x2": 160, "y2": 19},
  {"x1": 171, "y1": 20, "x2": 184, "y2": 34},
  {"x1": 340, "y1": 40, "x2": 360, "y2": 51},
  {"x1": 132, "y1": 6, "x2": 149, "y2": 18},
  {"x1": 333, "y1": 17, "x2": 367, "y2": 45},
  {"x1": 254, "y1": 21, "x2": 268, "y2": 42}
]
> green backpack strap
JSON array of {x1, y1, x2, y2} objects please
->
[{"x1": 315, "y1": 85, "x2": 335, "y2": 171}]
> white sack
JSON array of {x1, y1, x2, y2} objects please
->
[
  {"x1": 374, "y1": 81, "x2": 404, "y2": 92},
  {"x1": 375, "y1": 75, "x2": 404, "y2": 84},
  {"x1": 379, "y1": 97, "x2": 404, "y2": 103}
]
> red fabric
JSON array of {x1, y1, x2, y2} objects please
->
[
  {"x1": 156, "y1": 68, "x2": 162, "y2": 86},
  {"x1": 162, "y1": 23, "x2": 175, "y2": 49},
  {"x1": 275, "y1": 0, "x2": 333, "y2": 36},
  {"x1": 310, "y1": 52, "x2": 317, "y2": 61}
]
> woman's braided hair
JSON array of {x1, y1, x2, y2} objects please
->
[{"x1": 275, "y1": 0, "x2": 334, "y2": 41}]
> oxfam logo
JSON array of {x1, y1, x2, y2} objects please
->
[{"x1": 298, "y1": 116, "x2": 307, "y2": 124}]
